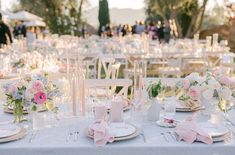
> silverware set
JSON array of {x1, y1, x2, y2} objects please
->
[
  {"x1": 28, "y1": 131, "x2": 37, "y2": 143},
  {"x1": 160, "y1": 131, "x2": 178, "y2": 143},
  {"x1": 66, "y1": 131, "x2": 79, "y2": 142}
]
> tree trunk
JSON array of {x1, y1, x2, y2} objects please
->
[
  {"x1": 171, "y1": 9, "x2": 183, "y2": 38},
  {"x1": 185, "y1": 0, "x2": 208, "y2": 38}
]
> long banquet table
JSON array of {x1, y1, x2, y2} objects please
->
[
  {"x1": 1, "y1": 105, "x2": 235, "y2": 155},
  {"x1": 0, "y1": 78, "x2": 235, "y2": 155}
]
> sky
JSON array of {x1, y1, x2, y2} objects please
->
[{"x1": 1, "y1": 0, "x2": 235, "y2": 11}]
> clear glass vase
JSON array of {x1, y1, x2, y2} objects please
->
[{"x1": 13, "y1": 100, "x2": 24, "y2": 123}]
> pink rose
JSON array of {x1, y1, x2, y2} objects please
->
[
  {"x1": 219, "y1": 75, "x2": 230, "y2": 86},
  {"x1": 32, "y1": 80, "x2": 44, "y2": 92},
  {"x1": 34, "y1": 91, "x2": 47, "y2": 105},
  {"x1": 189, "y1": 87, "x2": 200, "y2": 100},
  {"x1": 183, "y1": 79, "x2": 190, "y2": 90}
]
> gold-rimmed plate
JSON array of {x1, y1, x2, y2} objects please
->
[
  {"x1": 86, "y1": 123, "x2": 140, "y2": 142},
  {"x1": 0, "y1": 127, "x2": 27, "y2": 143}
]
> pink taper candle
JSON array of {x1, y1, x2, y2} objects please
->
[
  {"x1": 138, "y1": 75, "x2": 143, "y2": 103},
  {"x1": 82, "y1": 79, "x2": 86, "y2": 116},
  {"x1": 72, "y1": 78, "x2": 76, "y2": 116}
]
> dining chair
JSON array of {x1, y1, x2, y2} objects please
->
[
  {"x1": 85, "y1": 79, "x2": 133, "y2": 100},
  {"x1": 97, "y1": 57, "x2": 116, "y2": 79}
]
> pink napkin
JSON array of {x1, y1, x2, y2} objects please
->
[
  {"x1": 94, "y1": 105, "x2": 106, "y2": 121},
  {"x1": 110, "y1": 96, "x2": 123, "y2": 122},
  {"x1": 88, "y1": 120, "x2": 115, "y2": 146},
  {"x1": 175, "y1": 117, "x2": 213, "y2": 144}
]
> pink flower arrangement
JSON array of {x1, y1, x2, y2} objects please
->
[
  {"x1": 32, "y1": 80, "x2": 44, "y2": 92},
  {"x1": 34, "y1": 91, "x2": 47, "y2": 105},
  {"x1": 188, "y1": 87, "x2": 200, "y2": 101}
]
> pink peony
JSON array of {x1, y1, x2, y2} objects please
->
[
  {"x1": 34, "y1": 91, "x2": 47, "y2": 105},
  {"x1": 32, "y1": 80, "x2": 44, "y2": 92},
  {"x1": 188, "y1": 87, "x2": 200, "y2": 100},
  {"x1": 183, "y1": 79, "x2": 190, "y2": 90},
  {"x1": 219, "y1": 75, "x2": 230, "y2": 86}
]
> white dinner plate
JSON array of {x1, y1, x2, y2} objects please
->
[
  {"x1": 109, "y1": 123, "x2": 137, "y2": 138},
  {"x1": 0, "y1": 124, "x2": 21, "y2": 139},
  {"x1": 86, "y1": 125, "x2": 139, "y2": 142},
  {"x1": 198, "y1": 122, "x2": 229, "y2": 137},
  {"x1": 0, "y1": 128, "x2": 27, "y2": 143}
]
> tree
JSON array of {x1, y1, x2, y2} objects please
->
[
  {"x1": 16, "y1": 0, "x2": 87, "y2": 35},
  {"x1": 145, "y1": 0, "x2": 208, "y2": 38},
  {"x1": 98, "y1": 0, "x2": 110, "y2": 35}
]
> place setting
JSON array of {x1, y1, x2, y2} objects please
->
[{"x1": 85, "y1": 96, "x2": 140, "y2": 146}]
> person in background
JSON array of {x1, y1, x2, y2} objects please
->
[
  {"x1": 163, "y1": 20, "x2": 171, "y2": 43},
  {"x1": 0, "y1": 13, "x2": 13, "y2": 46},
  {"x1": 26, "y1": 27, "x2": 36, "y2": 44},
  {"x1": 131, "y1": 20, "x2": 138, "y2": 34},
  {"x1": 116, "y1": 24, "x2": 122, "y2": 36},
  {"x1": 157, "y1": 21, "x2": 164, "y2": 43},
  {"x1": 13, "y1": 22, "x2": 19, "y2": 38},
  {"x1": 121, "y1": 24, "x2": 127, "y2": 36},
  {"x1": 105, "y1": 24, "x2": 113, "y2": 37},
  {"x1": 126, "y1": 24, "x2": 132, "y2": 35},
  {"x1": 135, "y1": 21, "x2": 145, "y2": 35},
  {"x1": 147, "y1": 21, "x2": 157, "y2": 40},
  {"x1": 14, "y1": 21, "x2": 26, "y2": 39}
]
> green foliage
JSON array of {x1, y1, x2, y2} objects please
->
[
  {"x1": 177, "y1": 0, "x2": 198, "y2": 37},
  {"x1": 148, "y1": 80, "x2": 162, "y2": 98},
  {"x1": 16, "y1": 0, "x2": 86, "y2": 36},
  {"x1": 98, "y1": 0, "x2": 110, "y2": 35}
]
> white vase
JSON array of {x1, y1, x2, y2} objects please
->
[
  {"x1": 147, "y1": 98, "x2": 161, "y2": 121},
  {"x1": 200, "y1": 96, "x2": 217, "y2": 116}
]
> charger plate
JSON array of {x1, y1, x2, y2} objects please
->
[{"x1": 0, "y1": 127, "x2": 27, "y2": 143}]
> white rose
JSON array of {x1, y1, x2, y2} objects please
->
[
  {"x1": 219, "y1": 86, "x2": 232, "y2": 100},
  {"x1": 186, "y1": 72, "x2": 199, "y2": 81},
  {"x1": 202, "y1": 89, "x2": 214, "y2": 100}
]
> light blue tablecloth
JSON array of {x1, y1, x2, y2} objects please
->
[{"x1": 0, "y1": 104, "x2": 235, "y2": 155}]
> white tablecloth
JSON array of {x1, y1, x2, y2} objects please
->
[{"x1": 0, "y1": 103, "x2": 235, "y2": 155}]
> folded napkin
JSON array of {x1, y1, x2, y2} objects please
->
[
  {"x1": 175, "y1": 117, "x2": 213, "y2": 144},
  {"x1": 94, "y1": 105, "x2": 106, "y2": 121},
  {"x1": 88, "y1": 120, "x2": 115, "y2": 146},
  {"x1": 110, "y1": 96, "x2": 123, "y2": 122}
]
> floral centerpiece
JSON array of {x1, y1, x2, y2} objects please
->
[
  {"x1": 3, "y1": 73, "x2": 61, "y2": 123},
  {"x1": 176, "y1": 72, "x2": 235, "y2": 112}
]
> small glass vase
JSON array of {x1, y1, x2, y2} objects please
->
[{"x1": 13, "y1": 100, "x2": 24, "y2": 123}]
